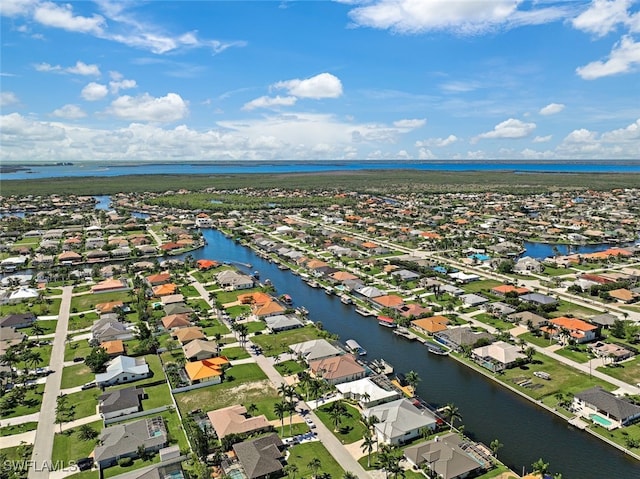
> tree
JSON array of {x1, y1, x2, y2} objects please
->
[
  {"x1": 525, "y1": 346, "x2": 536, "y2": 363},
  {"x1": 30, "y1": 323, "x2": 45, "y2": 343},
  {"x1": 490, "y1": 439, "x2": 503, "y2": 459},
  {"x1": 611, "y1": 319, "x2": 626, "y2": 339},
  {"x1": 328, "y1": 401, "x2": 347, "y2": 432},
  {"x1": 283, "y1": 464, "x2": 299, "y2": 479},
  {"x1": 307, "y1": 458, "x2": 322, "y2": 479},
  {"x1": 273, "y1": 401, "x2": 287, "y2": 435},
  {"x1": 343, "y1": 473, "x2": 358, "y2": 479},
  {"x1": 361, "y1": 431, "x2": 376, "y2": 468},
  {"x1": 531, "y1": 458, "x2": 550, "y2": 477},
  {"x1": 405, "y1": 370, "x2": 420, "y2": 393},
  {"x1": 77, "y1": 424, "x2": 98, "y2": 441},
  {"x1": 443, "y1": 403, "x2": 462, "y2": 430},
  {"x1": 85, "y1": 347, "x2": 110, "y2": 373},
  {"x1": 55, "y1": 394, "x2": 75, "y2": 433}
]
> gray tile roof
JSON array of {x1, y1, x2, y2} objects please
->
[
  {"x1": 575, "y1": 387, "x2": 640, "y2": 422},
  {"x1": 98, "y1": 387, "x2": 144, "y2": 414},
  {"x1": 94, "y1": 417, "x2": 167, "y2": 464},
  {"x1": 404, "y1": 432, "x2": 483, "y2": 479},
  {"x1": 232, "y1": 434, "x2": 284, "y2": 479}
]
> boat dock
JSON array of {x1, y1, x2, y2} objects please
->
[{"x1": 393, "y1": 326, "x2": 420, "y2": 341}]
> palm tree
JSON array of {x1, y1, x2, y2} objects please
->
[
  {"x1": 77, "y1": 424, "x2": 98, "y2": 441},
  {"x1": 30, "y1": 323, "x2": 45, "y2": 343},
  {"x1": 405, "y1": 370, "x2": 420, "y2": 394},
  {"x1": 490, "y1": 439, "x2": 503, "y2": 459},
  {"x1": 525, "y1": 346, "x2": 536, "y2": 363},
  {"x1": 283, "y1": 464, "x2": 298, "y2": 479},
  {"x1": 443, "y1": 403, "x2": 462, "y2": 430},
  {"x1": 531, "y1": 458, "x2": 550, "y2": 478},
  {"x1": 286, "y1": 400, "x2": 297, "y2": 435},
  {"x1": 298, "y1": 371, "x2": 311, "y2": 400},
  {"x1": 0, "y1": 349, "x2": 20, "y2": 381},
  {"x1": 27, "y1": 351, "x2": 43, "y2": 371},
  {"x1": 328, "y1": 401, "x2": 347, "y2": 432},
  {"x1": 273, "y1": 402, "x2": 287, "y2": 435},
  {"x1": 307, "y1": 458, "x2": 322, "y2": 479},
  {"x1": 361, "y1": 431, "x2": 376, "y2": 468},
  {"x1": 342, "y1": 473, "x2": 358, "y2": 479}
]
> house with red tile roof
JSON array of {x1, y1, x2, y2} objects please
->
[
  {"x1": 92, "y1": 278, "x2": 129, "y2": 294},
  {"x1": 309, "y1": 354, "x2": 366, "y2": 385},
  {"x1": 152, "y1": 283, "x2": 178, "y2": 297},
  {"x1": 196, "y1": 259, "x2": 219, "y2": 270},
  {"x1": 146, "y1": 272, "x2": 171, "y2": 286},
  {"x1": 547, "y1": 316, "x2": 598, "y2": 344},
  {"x1": 491, "y1": 284, "x2": 530, "y2": 297},
  {"x1": 372, "y1": 294, "x2": 404, "y2": 309},
  {"x1": 411, "y1": 315, "x2": 449, "y2": 335},
  {"x1": 608, "y1": 289, "x2": 638, "y2": 303}
]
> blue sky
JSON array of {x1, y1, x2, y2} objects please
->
[{"x1": 1, "y1": 0, "x2": 639, "y2": 163}]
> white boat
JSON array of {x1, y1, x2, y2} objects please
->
[
  {"x1": 355, "y1": 307, "x2": 374, "y2": 317},
  {"x1": 324, "y1": 286, "x2": 334, "y2": 295},
  {"x1": 346, "y1": 339, "x2": 367, "y2": 356},
  {"x1": 306, "y1": 280, "x2": 319, "y2": 288},
  {"x1": 340, "y1": 294, "x2": 352, "y2": 305}
]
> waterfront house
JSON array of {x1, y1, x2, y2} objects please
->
[
  {"x1": 146, "y1": 272, "x2": 172, "y2": 287},
  {"x1": 309, "y1": 353, "x2": 366, "y2": 385},
  {"x1": 95, "y1": 356, "x2": 150, "y2": 387},
  {"x1": 264, "y1": 314, "x2": 304, "y2": 333},
  {"x1": 207, "y1": 404, "x2": 270, "y2": 439},
  {"x1": 252, "y1": 300, "x2": 286, "y2": 318},
  {"x1": 372, "y1": 294, "x2": 405, "y2": 310},
  {"x1": 335, "y1": 378, "x2": 401, "y2": 408},
  {"x1": 514, "y1": 256, "x2": 543, "y2": 273},
  {"x1": 232, "y1": 434, "x2": 285, "y2": 479},
  {"x1": 184, "y1": 357, "x2": 229, "y2": 385},
  {"x1": 58, "y1": 251, "x2": 82, "y2": 265},
  {"x1": 472, "y1": 341, "x2": 526, "y2": 372},
  {"x1": 574, "y1": 386, "x2": 640, "y2": 428},
  {"x1": 93, "y1": 417, "x2": 167, "y2": 468},
  {"x1": 411, "y1": 315, "x2": 449, "y2": 335},
  {"x1": 289, "y1": 339, "x2": 342, "y2": 363},
  {"x1": 98, "y1": 386, "x2": 144, "y2": 420},
  {"x1": 216, "y1": 270, "x2": 254, "y2": 290},
  {"x1": 435, "y1": 327, "x2": 494, "y2": 351},
  {"x1": 363, "y1": 398, "x2": 438, "y2": 445},
  {"x1": 404, "y1": 432, "x2": 485, "y2": 479}
]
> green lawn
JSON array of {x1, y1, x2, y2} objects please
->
[
  {"x1": 554, "y1": 346, "x2": 591, "y2": 364},
  {"x1": 251, "y1": 325, "x2": 324, "y2": 356},
  {"x1": 473, "y1": 313, "x2": 513, "y2": 331},
  {"x1": 64, "y1": 339, "x2": 93, "y2": 361},
  {"x1": 225, "y1": 304, "x2": 252, "y2": 318},
  {"x1": 551, "y1": 299, "x2": 600, "y2": 318},
  {"x1": 140, "y1": 383, "x2": 173, "y2": 409},
  {"x1": 174, "y1": 363, "x2": 270, "y2": 414},
  {"x1": 200, "y1": 319, "x2": 230, "y2": 336},
  {"x1": 68, "y1": 313, "x2": 98, "y2": 331},
  {"x1": 64, "y1": 389, "x2": 100, "y2": 419},
  {"x1": 73, "y1": 285, "x2": 93, "y2": 294},
  {"x1": 216, "y1": 287, "x2": 262, "y2": 304},
  {"x1": 589, "y1": 422, "x2": 640, "y2": 453},
  {"x1": 543, "y1": 266, "x2": 571, "y2": 277},
  {"x1": 284, "y1": 441, "x2": 345, "y2": 479},
  {"x1": 51, "y1": 420, "x2": 103, "y2": 463},
  {"x1": 0, "y1": 422, "x2": 38, "y2": 436},
  {"x1": 315, "y1": 401, "x2": 368, "y2": 444},
  {"x1": 61, "y1": 364, "x2": 94, "y2": 389},
  {"x1": 516, "y1": 332, "x2": 554, "y2": 348},
  {"x1": 70, "y1": 291, "x2": 131, "y2": 312},
  {"x1": 274, "y1": 360, "x2": 305, "y2": 376},
  {"x1": 462, "y1": 280, "x2": 502, "y2": 294},
  {"x1": 31, "y1": 320, "x2": 58, "y2": 335},
  {"x1": 219, "y1": 346, "x2": 250, "y2": 360},
  {"x1": 2, "y1": 384, "x2": 45, "y2": 418},
  {"x1": 179, "y1": 285, "x2": 200, "y2": 298},
  {"x1": 15, "y1": 344, "x2": 53, "y2": 371},
  {"x1": 0, "y1": 443, "x2": 33, "y2": 467},
  {"x1": 597, "y1": 356, "x2": 640, "y2": 385},
  {"x1": 65, "y1": 470, "x2": 98, "y2": 479},
  {"x1": 245, "y1": 320, "x2": 267, "y2": 333},
  {"x1": 0, "y1": 298, "x2": 62, "y2": 316},
  {"x1": 187, "y1": 298, "x2": 210, "y2": 312}
]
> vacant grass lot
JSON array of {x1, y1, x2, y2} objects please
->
[
  {"x1": 61, "y1": 364, "x2": 94, "y2": 389},
  {"x1": 70, "y1": 291, "x2": 131, "y2": 312},
  {"x1": 597, "y1": 356, "x2": 640, "y2": 385},
  {"x1": 2, "y1": 384, "x2": 45, "y2": 419},
  {"x1": 473, "y1": 313, "x2": 513, "y2": 331},
  {"x1": 462, "y1": 280, "x2": 502, "y2": 294},
  {"x1": 103, "y1": 455, "x2": 160, "y2": 478},
  {"x1": 551, "y1": 299, "x2": 600, "y2": 318},
  {"x1": 16, "y1": 344, "x2": 53, "y2": 371},
  {"x1": 225, "y1": 304, "x2": 252, "y2": 318},
  {"x1": 174, "y1": 363, "x2": 269, "y2": 414},
  {"x1": 52, "y1": 420, "x2": 103, "y2": 463},
  {"x1": 554, "y1": 346, "x2": 591, "y2": 364},
  {"x1": 315, "y1": 401, "x2": 367, "y2": 444},
  {"x1": 274, "y1": 360, "x2": 305, "y2": 376},
  {"x1": 0, "y1": 298, "x2": 62, "y2": 316},
  {"x1": 201, "y1": 319, "x2": 230, "y2": 336},
  {"x1": 251, "y1": 325, "x2": 325, "y2": 356},
  {"x1": 68, "y1": 313, "x2": 98, "y2": 331},
  {"x1": 285, "y1": 441, "x2": 345, "y2": 479},
  {"x1": 64, "y1": 339, "x2": 93, "y2": 361},
  {"x1": 64, "y1": 388, "x2": 100, "y2": 419},
  {"x1": 219, "y1": 346, "x2": 250, "y2": 360}
]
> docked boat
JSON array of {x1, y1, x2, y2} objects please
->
[
  {"x1": 306, "y1": 280, "x2": 320, "y2": 288},
  {"x1": 377, "y1": 315, "x2": 397, "y2": 328},
  {"x1": 370, "y1": 358, "x2": 394, "y2": 375},
  {"x1": 253, "y1": 271, "x2": 260, "y2": 279},
  {"x1": 346, "y1": 339, "x2": 367, "y2": 356},
  {"x1": 426, "y1": 343, "x2": 449, "y2": 355},
  {"x1": 324, "y1": 286, "x2": 334, "y2": 295},
  {"x1": 297, "y1": 306, "x2": 309, "y2": 315},
  {"x1": 278, "y1": 264, "x2": 290, "y2": 271},
  {"x1": 280, "y1": 294, "x2": 293, "y2": 305},
  {"x1": 340, "y1": 294, "x2": 353, "y2": 305},
  {"x1": 393, "y1": 327, "x2": 416, "y2": 340},
  {"x1": 355, "y1": 307, "x2": 374, "y2": 317}
]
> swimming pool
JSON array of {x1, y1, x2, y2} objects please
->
[{"x1": 590, "y1": 413, "x2": 613, "y2": 427}]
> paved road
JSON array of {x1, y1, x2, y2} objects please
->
[{"x1": 29, "y1": 285, "x2": 73, "y2": 479}]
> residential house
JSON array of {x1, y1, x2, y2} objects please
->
[
  {"x1": 435, "y1": 327, "x2": 495, "y2": 352},
  {"x1": 491, "y1": 285, "x2": 530, "y2": 297},
  {"x1": 232, "y1": 434, "x2": 285, "y2": 479},
  {"x1": 95, "y1": 301, "x2": 125, "y2": 314},
  {"x1": 309, "y1": 354, "x2": 366, "y2": 385},
  {"x1": 485, "y1": 302, "x2": 516, "y2": 317},
  {"x1": 547, "y1": 317, "x2": 598, "y2": 344},
  {"x1": 207, "y1": 405, "x2": 270, "y2": 439},
  {"x1": 507, "y1": 311, "x2": 548, "y2": 328},
  {"x1": 574, "y1": 386, "x2": 640, "y2": 428},
  {"x1": 588, "y1": 342, "x2": 634, "y2": 362},
  {"x1": 160, "y1": 294, "x2": 184, "y2": 306},
  {"x1": 183, "y1": 339, "x2": 219, "y2": 362},
  {"x1": 95, "y1": 356, "x2": 150, "y2": 387},
  {"x1": 163, "y1": 303, "x2": 193, "y2": 316},
  {"x1": 472, "y1": 341, "x2": 526, "y2": 372},
  {"x1": 184, "y1": 357, "x2": 229, "y2": 385},
  {"x1": 264, "y1": 314, "x2": 304, "y2": 333},
  {"x1": 153, "y1": 283, "x2": 178, "y2": 297},
  {"x1": 216, "y1": 270, "x2": 254, "y2": 290},
  {"x1": 411, "y1": 316, "x2": 449, "y2": 335},
  {"x1": 289, "y1": 339, "x2": 342, "y2": 363},
  {"x1": 91, "y1": 278, "x2": 129, "y2": 294},
  {"x1": 100, "y1": 340, "x2": 126, "y2": 357},
  {"x1": 98, "y1": 386, "x2": 145, "y2": 420},
  {"x1": 399, "y1": 303, "x2": 431, "y2": 319},
  {"x1": 252, "y1": 300, "x2": 286, "y2": 318},
  {"x1": 92, "y1": 318, "x2": 134, "y2": 343},
  {"x1": 93, "y1": 417, "x2": 167, "y2": 468},
  {"x1": 404, "y1": 432, "x2": 485, "y2": 479},
  {"x1": 460, "y1": 294, "x2": 488, "y2": 307},
  {"x1": 0, "y1": 312, "x2": 35, "y2": 329},
  {"x1": 161, "y1": 314, "x2": 192, "y2": 330},
  {"x1": 363, "y1": 398, "x2": 438, "y2": 445},
  {"x1": 520, "y1": 293, "x2": 558, "y2": 307},
  {"x1": 335, "y1": 378, "x2": 401, "y2": 408},
  {"x1": 514, "y1": 256, "x2": 543, "y2": 273},
  {"x1": 173, "y1": 327, "x2": 205, "y2": 345},
  {"x1": 608, "y1": 289, "x2": 638, "y2": 303},
  {"x1": 372, "y1": 294, "x2": 404, "y2": 310}
]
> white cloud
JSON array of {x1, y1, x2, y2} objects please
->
[
  {"x1": 1, "y1": 91, "x2": 19, "y2": 107},
  {"x1": 35, "y1": 60, "x2": 101, "y2": 76},
  {"x1": 109, "y1": 79, "x2": 137, "y2": 94},
  {"x1": 273, "y1": 73, "x2": 343, "y2": 99},
  {"x1": 601, "y1": 118, "x2": 640, "y2": 141},
  {"x1": 0, "y1": 0, "x2": 38, "y2": 17},
  {"x1": 81, "y1": 82, "x2": 108, "y2": 101},
  {"x1": 539, "y1": 103, "x2": 565, "y2": 115},
  {"x1": 416, "y1": 134, "x2": 458, "y2": 147},
  {"x1": 106, "y1": 93, "x2": 188, "y2": 122},
  {"x1": 33, "y1": 1, "x2": 105, "y2": 34},
  {"x1": 242, "y1": 95, "x2": 298, "y2": 111},
  {"x1": 417, "y1": 148, "x2": 436, "y2": 159},
  {"x1": 533, "y1": 135, "x2": 552, "y2": 143},
  {"x1": 348, "y1": 0, "x2": 569, "y2": 35},
  {"x1": 439, "y1": 80, "x2": 482, "y2": 93},
  {"x1": 576, "y1": 35, "x2": 640, "y2": 79},
  {"x1": 51, "y1": 104, "x2": 86, "y2": 119},
  {"x1": 393, "y1": 118, "x2": 426, "y2": 129},
  {"x1": 475, "y1": 118, "x2": 536, "y2": 141},
  {"x1": 572, "y1": 0, "x2": 631, "y2": 37}
]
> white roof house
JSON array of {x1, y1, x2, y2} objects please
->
[
  {"x1": 363, "y1": 399, "x2": 438, "y2": 445},
  {"x1": 472, "y1": 341, "x2": 526, "y2": 372},
  {"x1": 336, "y1": 378, "x2": 401, "y2": 408},
  {"x1": 289, "y1": 339, "x2": 342, "y2": 363},
  {"x1": 95, "y1": 356, "x2": 150, "y2": 386}
]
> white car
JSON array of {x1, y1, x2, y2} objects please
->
[{"x1": 305, "y1": 417, "x2": 316, "y2": 428}]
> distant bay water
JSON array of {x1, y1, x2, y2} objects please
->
[{"x1": 3, "y1": 160, "x2": 640, "y2": 180}]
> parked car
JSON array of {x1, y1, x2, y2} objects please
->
[
  {"x1": 75, "y1": 458, "x2": 93, "y2": 471},
  {"x1": 81, "y1": 381, "x2": 96, "y2": 390},
  {"x1": 73, "y1": 357, "x2": 84, "y2": 363},
  {"x1": 305, "y1": 417, "x2": 316, "y2": 428}
]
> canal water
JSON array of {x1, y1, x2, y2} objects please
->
[{"x1": 189, "y1": 229, "x2": 640, "y2": 479}]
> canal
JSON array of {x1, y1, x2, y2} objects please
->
[{"x1": 188, "y1": 229, "x2": 639, "y2": 478}]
